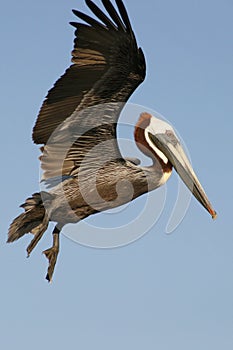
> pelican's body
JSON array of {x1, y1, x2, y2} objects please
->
[
  {"x1": 8, "y1": 0, "x2": 216, "y2": 281},
  {"x1": 43, "y1": 159, "x2": 163, "y2": 224}
]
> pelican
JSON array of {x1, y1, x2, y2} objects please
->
[{"x1": 8, "y1": 0, "x2": 216, "y2": 281}]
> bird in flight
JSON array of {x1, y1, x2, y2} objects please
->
[{"x1": 8, "y1": 0, "x2": 216, "y2": 282}]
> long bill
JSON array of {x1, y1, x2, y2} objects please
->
[{"x1": 149, "y1": 132, "x2": 217, "y2": 219}]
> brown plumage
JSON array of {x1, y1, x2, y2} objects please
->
[
  {"x1": 8, "y1": 0, "x2": 216, "y2": 282},
  {"x1": 8, "y1": 0, "x2": 147, "y2": 281}
]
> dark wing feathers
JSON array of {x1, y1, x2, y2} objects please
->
[
  {"x1": 101, "y1": 0, "x2": 125, "y2": 31},
  {"x1": 85, "y1": 0, "x2": 118, "y2": 30},
  {"x1": 33, "y1": 0, "x2": 146, "y2": 181},
  {"x1": 71, "y1": 9, "x2": 106, "y2": 30},
  {"x1": 32, "y1": 64, "x2": 107, "y2": 144},
  {"x1": 115, "y1": 0, "x2": 135, "y2": 39}
]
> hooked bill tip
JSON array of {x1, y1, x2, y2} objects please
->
[{"x1": 210, "y1": 209, "x2": 217, "y2": 220}]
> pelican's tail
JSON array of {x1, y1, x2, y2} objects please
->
[{"x1": 7, "y1": 192, "x2": 52, "y2": 256}]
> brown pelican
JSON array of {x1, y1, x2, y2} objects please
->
[{"x1": 8, "y1": 0, "x2": 216, "y2": 281}]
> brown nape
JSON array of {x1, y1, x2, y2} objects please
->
[
  {"x1": 134, "y1": 112, "x2": 172, "y2": 173},
  {"x1": 134, "y1": 112, "x2": 152, "y2": 158}
]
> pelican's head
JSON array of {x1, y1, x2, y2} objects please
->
[{"x1": 135, "y1": 112, "x2": 217, "y2": 219}]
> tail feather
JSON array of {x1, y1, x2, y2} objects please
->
[{"x1": 7, "y1": 192, "x2": 49, "y2": 244}]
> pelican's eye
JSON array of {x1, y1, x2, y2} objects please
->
[{"x1": 165, "y1": 130, "x2": 179, "y2": 146}]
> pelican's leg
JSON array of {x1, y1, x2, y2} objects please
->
[
  {"x1": 43, "y1": 226, "x2": 60, "y2": 282},
  {"x1": 26, "y1": 226, "x2": 46, "y2": 258}
]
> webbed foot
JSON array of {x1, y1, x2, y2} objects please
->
[{"x1": 43, "y1": 226, "x2": 60, "y2": 282}]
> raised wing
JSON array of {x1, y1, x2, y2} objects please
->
[{"x1": 34, "y1": 0, "x2": 146, "y2": 182}]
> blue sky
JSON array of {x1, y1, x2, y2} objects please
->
[{"x1": 1, "y1": 0, "x2": 233, "y2": 349}]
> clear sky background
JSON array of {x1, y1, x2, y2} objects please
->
[{"x1": 1, "y1": 0, "x2": 233, "y2": 349}]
